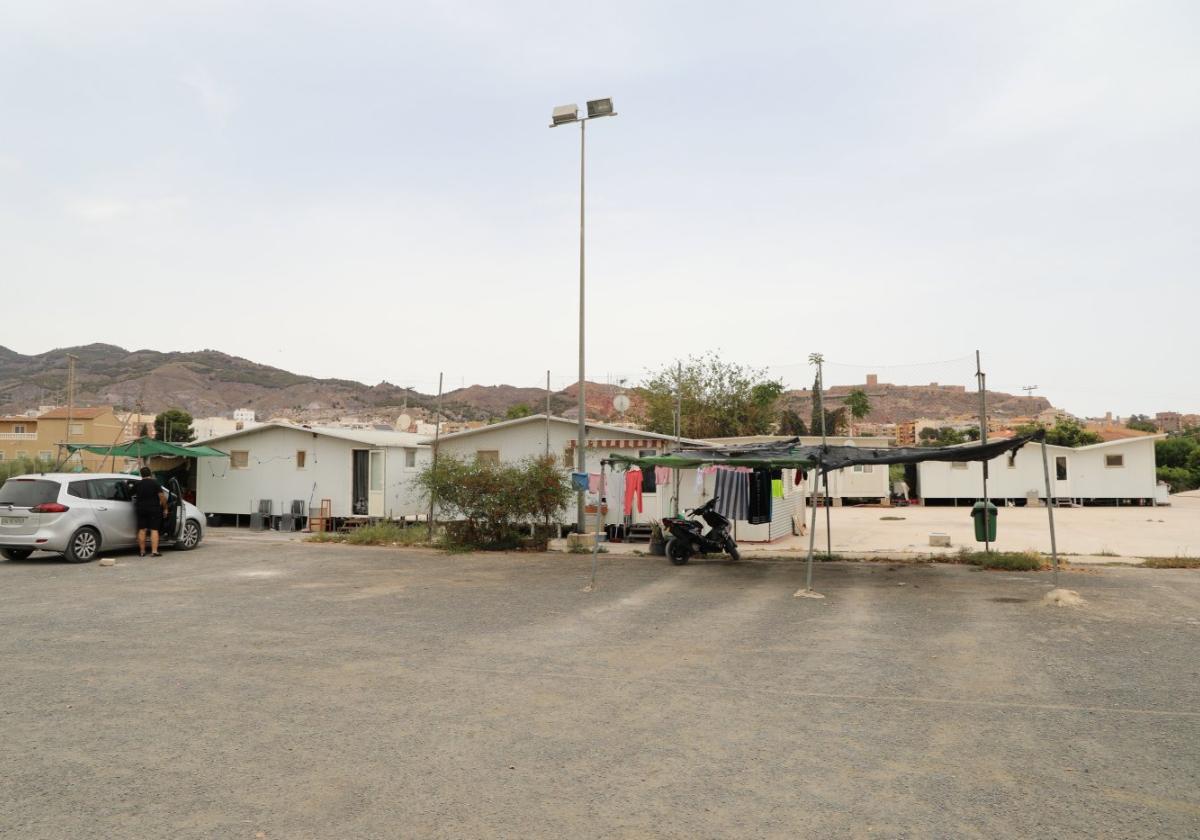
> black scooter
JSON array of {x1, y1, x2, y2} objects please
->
[{"x1": 661, "y1": 496, "x2": 740, "y2": 565}]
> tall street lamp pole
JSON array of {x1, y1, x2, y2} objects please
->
[{"x1": 550, "y1": 97, "x2": 617, "y2": 533}]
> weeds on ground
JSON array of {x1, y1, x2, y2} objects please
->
[
  {"x1": 305, "y1": 522, "x2": 436, "y2": 547},
  {"x1": 951, "y1": 547, "x2": 1046, "y2": 571},
  {"x1": 1140, "y1": 556, "x2": 1200, "y2": 569},
  {"x1": 568, "y1": 543, "x2": 608, "y2": 554}
]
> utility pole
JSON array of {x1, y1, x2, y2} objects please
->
[
  {"x1": 427, "y1": 372, "x2": 443, "y2": 541},
  {"x1": 975, "y1": 350, "x2": 991, "y2": 553},
  {"x1": 809, "y1": 352, "x2": 832, "y2": 558},
  {"x1": 674, "y1": 361, "x2": 682, "y2": 515},
  {"x1": 545, "y1": 370, "x2": 551, "y2": 458}
]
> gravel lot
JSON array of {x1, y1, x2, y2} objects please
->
[{"x1": 2, "y1": 533, "x2": 1198, "y2": 839}]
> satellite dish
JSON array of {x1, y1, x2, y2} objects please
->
[
  {"x1": 612, "y1": 394, "x2": 631, "y2": 414},
  {"x1": 397, "y1": 413, "x2": 412, "y2": 431}
]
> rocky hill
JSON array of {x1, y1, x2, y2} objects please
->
[
  {"x1": 0, "y1": 345, "x2": 1053, "y2": 426},
  {"x1": 0, "y1": 345, "x2": 639, "y2": 423},
  {"x1": 781, "y1": 381, "x2": 1052, "y2": 424}
]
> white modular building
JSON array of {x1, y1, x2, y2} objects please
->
[
  {"x1": 431, "y1": 416, "x2": 809, "y2": 541},
  {"x1": 916, "y1": 435, "x2": 1163, "y2": 506},
  {"x1": 194, "y1": 423, "x2": 431, "y2": 520}
]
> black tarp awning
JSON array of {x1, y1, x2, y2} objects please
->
[{"x1": 607, "y1": 430, "x2": 1044, "y2": 474}]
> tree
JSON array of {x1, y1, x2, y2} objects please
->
[
  {"x1": 778, "y1": 409, "x2": 808, "y2": 436},
  {"x1": 505, "y1": 403, "x2": 533, "y2": 420},
  {"x1": 416, "y1": 455, "x2": 570, "y2": 549},
  {"x1": 919, "y1": 426, "x2": 966, "y2": 447},
  {"x1": 1016, "y1": 417, "x2": 1101, "y2": 447},
  {"x1": 138, "y1": 423, "x2": 149, "y2": 438},
  {"x1": 845, "y1": 389, "x2": 871, "y2": 424},
  {"x1": 154, "y1": 409, "x2": 195, "y2": 443},
  {"x1": 1126, "y1": 414, "x2": 1158, "y2": 433},
  {"x1": 966, "y1": 427, "x2": 981, "y2": 442},
  {"x1": 641, "y1": 354, "x2": 784, "y2": 439},
  {"x1": 918, "y1": 427, "x2": 940, "y2": 443}
]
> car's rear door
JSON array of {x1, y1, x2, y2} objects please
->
[
  {"x1": 0, "y1": 479, "x2": 61, "y2": 539},
  {"x1": 85, "y1": 478, "x2": 137, "y2": 547}
]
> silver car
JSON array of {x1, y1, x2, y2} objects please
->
[{"x1": 0, "y1": 473, "x2": 205, "y2": 563}]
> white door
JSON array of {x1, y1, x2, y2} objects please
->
[{"x1": 368, "y1": 449, "x2": 385, "y2": 517}]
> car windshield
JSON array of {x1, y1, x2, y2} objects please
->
[{"x1": 0, "y1": 479, "x2": 60, "y2": 507}]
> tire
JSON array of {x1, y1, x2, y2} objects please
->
[
  {"x1": 175, "y1": 519, "x2": 202, "y2": 551},
  {"x1": 726, "y1": 540, "x2": 741, "y2": 562},
  {"x1": 1, "y1": 548, "x2": 32, "y2": 561},
  {"x1": 666, "y1": 537, "x2": 691, "y2": 566},
  {"x1": 64, "y1": 527, "x2": 100, "y2": 563}
]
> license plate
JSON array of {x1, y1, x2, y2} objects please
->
[{"x1": 0, "y1": 517, "x2": 23, "y2": 526}]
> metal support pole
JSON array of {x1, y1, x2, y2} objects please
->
[
  {"x1": 575, "y1": 119, "x2": 588, "y2": 534},
  {"x1": 673, "y1": 361, "x2": 682, "y2": 515},
  {"x1": 1039, "y1": 438, "x2": 1060, "y2": 587},
  {"x1": 545, "y1": 369, "x2": 551, "y2": 458},
  {"x1": 427, "y1": 372, "x2": 443, "y2": 541},
  {"x1": 975, "y1": 350, "x2": 991, "y2": 552},
  {"x1": 815, "y1": 356, "x2": 832, "y2": 556},
  {"x1": 795, "y1": 459, "x2": 823, "y2": 598},
  {"x1": 587, "y1": 460, "x2": 606, "y2": 591}
]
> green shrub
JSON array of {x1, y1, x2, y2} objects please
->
[
  {"x1": 1141, "y1": 556, "x2": 1200, "y2": 569},
  {"x1": 955, "y1": 550, "x2": 1045, "y2": 571},
  {"x1": 417, "y1": 455, "x2": 571, "y2": 551},
  {"x1": 0, "y1": 457, "x2": 60, "y2": 484},
  {"x1": 305, "y1": 521, "x2": 434, "y2": 547}
]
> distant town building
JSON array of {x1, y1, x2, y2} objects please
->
[
  {"x1": 1155, "y1": 412, "x2": 1182, "y2": 433},
  {"x1": 233, "y1": 408, "x2": 257, "y2": 423}
]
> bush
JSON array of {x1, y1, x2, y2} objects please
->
[
  {"x1": 305, "y1": 521, "x2": 434, "y2": 547},
  {"x1": 417, "y1": 455, "x2": 571, "y2": 551},
  {"x1": 0, "y1": 457, "x2": 59, "y2": 485},
  {"x1": 954, "y1": 549, "x2": 1045, "y2": 571}
]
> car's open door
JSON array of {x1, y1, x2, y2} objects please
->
[{"x1": 165, "y1": 477, "x2": 186, "y2": 541}]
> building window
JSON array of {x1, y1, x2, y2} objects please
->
[
  {"x1": 15, "y1": 450, "x2": 28, "y2": 459},
  {"x1": 296, "y1": 450, "x2": 307, "y2": 469},
  {"x1": 951, "y1": 461, "x2": 968, "y2": 470},
  {"x1": 405, "y1": 449, "x2": 417, "y2": 468},
  {"x1": 476, "y1": 450, "x2": 500, "y2": 465},
  {"x1": 0, "y1": 452, "x2": 5, "y2": 462},
  {"x1": 230, "y1": 450, "x2": 249, "y2": 469},
  {"x1": 69, "y1": 423, "x2": 84, "y2": 436},
  {"x1": 12, "y1": 424, "x2": 25, "y2": 434},
  {"x1": 1104, "y1": 454, "x2": 1124, "y2": 468},
  {"x1": 1055, "y1": 456, "x2": 1068, "y2": 481},
  {"x1": 38, "y1": 450, "x2": 53, "y2": 461}
]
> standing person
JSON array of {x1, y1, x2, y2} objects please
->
[{"x1": 134, "y1": 466, "x2": 169, "y2": 557}]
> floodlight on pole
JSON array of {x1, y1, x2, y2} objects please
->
[{"x1": 549, "y1": 96, "x2": 618, "y2": 534}]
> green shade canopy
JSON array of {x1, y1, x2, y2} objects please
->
[{"x1": 64, "y1": 436, "x2": 227, "y2": 459}]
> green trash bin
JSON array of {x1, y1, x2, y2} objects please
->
[{"x1": 971, "y1": 501, "x2": 998, "y2": 542}]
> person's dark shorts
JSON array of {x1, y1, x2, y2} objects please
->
[{"x1": 136, "y1": 507, "x2": 163, "y2": 532}]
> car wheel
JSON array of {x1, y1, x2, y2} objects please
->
[
  {"x1": 64, "y1": 527, "x2": 100, "y2": 563},
  {"x1": 1, "y1": 548, "x2": 33, "y2": 561},
  {"x1": 666, "y1": 537, "x2": 690, "y2": 566},
  {"x1": 175, "y1": 519, "x2": 202, "y2": 551}
]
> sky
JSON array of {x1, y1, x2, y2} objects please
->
[{"x1": 1, "y1": 1, "x2": 1197, "y2": 416}]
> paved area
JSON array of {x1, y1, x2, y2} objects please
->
[
  {"x1": 2, "y1": 533, "x2": 1198, "y2": 839},
  {"x1": 580, "y1": 498, "x2": 1200, "y2": 561}
]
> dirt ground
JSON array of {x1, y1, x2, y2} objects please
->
[
  {"x1": 2, "y1": 533, "x2": 1198, "y2": 839},
  {"x1": 664, "y1": 496, "x2": 1199, "y2": 559}
]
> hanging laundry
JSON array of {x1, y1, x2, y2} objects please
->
[
  {"x1": 694, "y1": 468, "x2": 705, "y2": 494},
  {"x1": 747, "y1": 468, "x2": 772, "y2": 524},
  {"x1": 588, "y1": 473, "x2": 604, "y2": 494},
  {"x1": 772, "y1": 479, "x2": 784, "y2": 499},
  {"x1": 714, "y1": 469, "x2": 750, "y2": 520},
  {"x1": 641, "y1": 466, "x2": 657, "y2": 493},
  {"x1": 624, "y1": 467, "x2": 644, "y2": 515},
  {"x1": 654, "y1": 466, "x2": 672, "y2": 486},
  {"x1": 606, "y1": 470, "x2": 626, "y2": 523}
]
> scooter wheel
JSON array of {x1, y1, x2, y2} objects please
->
[
  {"x1": 726, "y1": 543, "x2": 741, "y2": 562},
  {"x1": 665, "y1": 538, "x2": 690, "y2": 565}
]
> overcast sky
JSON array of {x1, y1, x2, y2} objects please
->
[{"x1": 2, "y1": 1, "x2": 1196, "y2": 416}]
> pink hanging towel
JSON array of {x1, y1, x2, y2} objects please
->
[
  {"x1": 654, "y1": 466, "x2": 672, "y2": 485},
  {"x1": 588, "y1": 474, "x2": 604, "y2": 494},
  {"x1": 624, "y1": 468, "x2": 644, "y2": 515}
]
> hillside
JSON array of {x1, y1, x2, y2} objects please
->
[
  {"x1": 0, "y1": 345, "x2": 1054, "y2": 426},
  {"x1": 0, "y1": 345, "x2": 637, "y2": 423},
  {"x1": 781, "y1": 381, "x2": 1052, "y2": 424}
]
